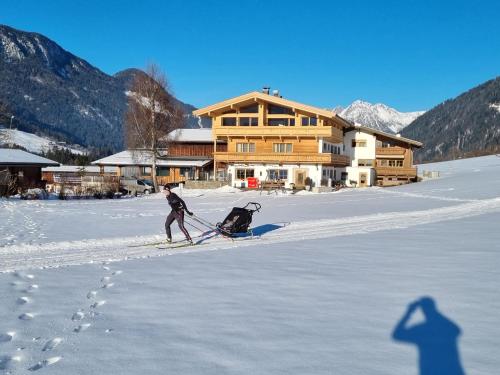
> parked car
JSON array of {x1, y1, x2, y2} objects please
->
[{"x1": 120, "y1": 178, "x2": 155, "y2": 195}]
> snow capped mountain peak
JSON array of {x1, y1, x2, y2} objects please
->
[{"x1": 338, "y1": 100, "x2": 425, "y2": 134}]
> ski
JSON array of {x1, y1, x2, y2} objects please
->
[{"x1": 157, "y1": 242, "x2": 200, "y2": 250}]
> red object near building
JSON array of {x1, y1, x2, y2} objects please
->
[{"x1": 247, "y1": 177, "x2": 258, "y2": 189}]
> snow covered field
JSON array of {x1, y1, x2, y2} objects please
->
[{"x1": 1, "y1": 155, "x2": 499, "y2": 374}]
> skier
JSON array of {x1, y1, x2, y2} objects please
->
[{"x1": 163, "y1": 185, "x2": 193, "y2": 244}]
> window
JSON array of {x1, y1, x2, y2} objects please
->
[
  {"x1": 268, "y1": 104, "x2": 293, "y2": 115},
  {"x1": 268, "y1": 169, "x2": 288, "y2": 180},
  {"x1": 378, "y1": 159, "x2": 403, "y2": 167},
  {"x1": 268, "y1": 118, "x2": 291, "y2": 126},
  {"x1": 236, "y1": 143, "x2": 256, "y2": 152},
  {"x1": 301, "y1": 116, "x2": 318, "y2": 126},
  {"x1": 239, "y1": 104, "x2": 259, "y2": 113},
  {"x1": 273, "y1": 143, "x2": 293, "y2": 153},
  {"x1": 352, "y1": 140, "x2": 367, "y2": 147},
  {"x1": 141, "y1": 166, "x2": 151, "y2": 176},
  {"x1": 239, "y1": 117, "x2": 258, "y2": 126},
  {"x1": 358, "y1": 159, "x2": 374, "y2": 167},
  {"x1": 236, "y1": 169, "x2": 254, "y2": 179},
  {"x1": 157, "y1": 167, "x2": 170, "y2": 177},
  {"x1": 222, "y1": 117, "x2": 237, "y2": 126}
]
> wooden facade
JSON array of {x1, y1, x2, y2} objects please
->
[{"x1": 374, "y1": 134, "x2": 420, "y2": 186}]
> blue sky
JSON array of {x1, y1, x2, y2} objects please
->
[{"x1": 1, "y1": 0, "x2": 499, "y2": 111}]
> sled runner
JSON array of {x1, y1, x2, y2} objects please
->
[{"x1": 216, "y1": 202, "x2": 261, "y2": 237}]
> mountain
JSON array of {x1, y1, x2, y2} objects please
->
[
  {"x1": 402, "y1": 77, "x2": 500, "y2": 163},
  {"x1": 338, "y1": 100, "x2": 425, "y2": 134},
  {"x1": 0, "y1": 24, "x2": 205, "y2": 153}
]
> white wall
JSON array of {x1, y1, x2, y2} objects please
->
[
  {"x1": 344, "y1": 130, "x2": 376, "y2": 166},
  {"x1": 345, "y1": 166, "x2": 375, "y2": 187},
  {"x1": 228, "y1": 163, "x2": 323, "y2": 188}
]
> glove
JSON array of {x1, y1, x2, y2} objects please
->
[{"x1": 187, "y1": 211, "x2": 193, "y2": 216}]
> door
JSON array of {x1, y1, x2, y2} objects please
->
[
  {"x1": 359, "y1": 172, "x2": 367, "y2": 187},
  {"x1": 294, "y1": 169, "x2": 308, "y2": 187}
]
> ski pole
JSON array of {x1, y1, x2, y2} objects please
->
[{"x1": 191, "y1": 213, "x2": 218, "y2": 229}]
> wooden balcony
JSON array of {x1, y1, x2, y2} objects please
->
[
  {"x1": 213, "y1": 125, "x2": 341, "y2": 139},
  {"x1": 375, "y1": 166, "x2": 417, "y2": 177},
  {"x1": 376, "y1": 147, "x2": 407, "y2": 156},
  {"x1": 214, "y1": 152, "x2": 350, "y2": 166}
]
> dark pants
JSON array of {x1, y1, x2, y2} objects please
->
[{"x1": 165, "y1": 210, "x2": 191, "y2": 241}]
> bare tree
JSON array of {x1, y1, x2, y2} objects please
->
[{"x1": 124, "y1": 64, "x2": 184, "y2": 191}]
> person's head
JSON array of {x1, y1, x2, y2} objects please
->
[
  {"x1": 163, "y1": 184, "x2": 171, "y2": 196},
  {"x1": 419, "y1": 296, "x2": 437, "y2": 316}
]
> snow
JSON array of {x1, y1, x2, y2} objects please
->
[
  {"x1": 1, "y1": 155, "x2": 500, "y2": 374},
  {"x1": 489, "y1": 103, "x2": 500, "y2": 113},
  {"x1": 92, "y1": 150, "x2": 211, "y2": 167},
  {"x1": 339, "y1": 100, "x2": 425, "y2": 134},
  {"x1": 0, "y1": 129, "x2": 86, "y2": 155},
  {"x1": 168, "y1": 128, "x2": 212, "y2": 143},
  {"x1": 0, "y1": 149, "x2": 58, "y2": 166}
]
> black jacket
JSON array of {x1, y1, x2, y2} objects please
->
[{"x1": 167, "y1": 192, "x2": 190, "y2": 212}]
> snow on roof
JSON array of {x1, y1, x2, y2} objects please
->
[
  {"x1": 0, "y1": 148, "x2": 59, "y2": 166},
  {"x1": 167, "y1": 128, "x2": 213, "y2": 143},
  {"x1": 42, "y1": 165, "x2": 117, "y2": 173},
  {"x1": 92, "y1": 150, "x2": 211, "y2": 168}
]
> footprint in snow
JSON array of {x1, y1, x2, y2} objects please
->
[
  {"x1": 14, "y1": 272, "x2": 35, "y2": 280},
  {"x1": 86, "y1": 290, "x2": 97, "y2": 299},
  {"x1": 102, "y1": 266, "x2": 110, "y2": 271},
  {"x1": 0, "y1": 355, "x2": 22, "y2": 370},
  {"x1": 42, "y1": 338, "x2": 63, "y2": 352},
  {"x1": 17, "y1": 296, "x2": 31, "y2": 305},
  {"x1": 0, "y1": 331, "x2": 15, "y2": 343},
  {"x1": 112, "y1": 270, "x2": 123, "y2": 276},
  {"x1": 71, "y1": 311, "x2": 85, "y2": 321},
  {"x1": 28, "y1": 356, "x2": 62, "y2": 371},
  {"x1": 90, "y1": 300, "x2": 106, "y2": 309},
  {"x1": 18, "y1": 313, "x2": 35, "y2": 320},
  {"x1": 101, "y1": 276, "x2": 111, "y2": 282},
  {"x1": 101, "y1": 283, "x2": 114, "y2": 289},
  {"x1": 74, "y1": 323, "x2": 91, "y2": 333}
]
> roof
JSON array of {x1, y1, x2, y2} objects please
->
[
  {"x1": 167, "y1": 128, "x2": 212, "y2": 143},
  {"x1": 345, "y1": 124, "x2": 423, "y2": 148},
  {"x1": 42, "y1": 165, "x2": 117, "y2": 173},
  {"x1": 0, "y1": 148, "x2": 59, "y2": 166},
  {"x1": 92, "y1": 150, "x2": 212, "y2": 168},
  {"x1": 193, "y1": 91, "x2": 349, "y2": 123}
]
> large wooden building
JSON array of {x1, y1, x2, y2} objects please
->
[{"x1": 193, "y1": 90, "x2": 352, "y2": 188}]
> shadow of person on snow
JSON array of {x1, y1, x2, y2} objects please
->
[
  {"x1": 250, "y1": 222, "x2": 289, "y2": 236},
  {"x1": 392, "y1": 296, "x2": 466, "y2": 375}
]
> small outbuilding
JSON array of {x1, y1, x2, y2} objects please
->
[{"x1": 0, "y1": 148, "x2": 59, "y2": 195}]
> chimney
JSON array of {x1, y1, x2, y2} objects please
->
[
  {"x1": 272, "y1": 89, "x2": 280, "y2": 97},
  {"x1": 262, "y1": 86, "x2": 270, "y2": 95}
]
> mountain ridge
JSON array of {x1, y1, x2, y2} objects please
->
[
  {"x1": 0, "y1": 24, "x2": 204, "y2": 153},
  {"x1": 337, "y1": 100, "x2": 425, "y2": 134}
]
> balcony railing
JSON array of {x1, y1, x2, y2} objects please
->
[
  {"x1": 375, "y1": 166, "x2": 417, "y2": 177},
  {"x1": 213, "y1": 125, "x2": 341, "y2": 139},
  {"x1": 214, "y1": 152, "x2": 350, "y2": 166},
  {"x1": 375, "y1": 147, "x2": 407, "y2": 156}
]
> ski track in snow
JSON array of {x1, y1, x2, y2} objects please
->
[{"x1": 1, "y1": 196, "x2": 500, "y2": 272}]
